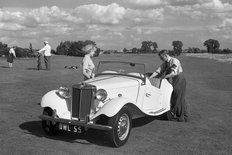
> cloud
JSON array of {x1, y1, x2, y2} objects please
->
[
  {"x1": 125, "y1": 8, "x2": 164, "y2": 25},
  {"x1": 127, "y1": 0, "x2": 164, "y2": 6},
  {"x1": 212, "y1": 0, "x2": 224, "y2": 8},
  {"x1": 165, "y1": 0, "x2": 202, "y2": 6},
  {"x1": 1, "y1": 1, "x2": 232, "y2": 49},
  {"x1": 193, "y1": 0, "x2": 232, "y2": 10},
  {"x1": 166, "y1": 5, "x2": 207, "y2": 20},
  {"x1": 162, "y1": 0, "x2": 228, "y2": 8},
  {"x1": 90, "y1": 35, "x2": 103, "y2": 40},
  {"x1": 222, "y1": 18, "x2": 232, "y2": 27},
  {"x1": 74, "y1": 3, "x2": 126, "y2": 25},
  {"x1": 125, "y1": 0, "x2": 230, "y2": 8},
  {"x1": 130, "y1": 34, "x2": 141, "y2": 42},
  {"x1": 216, "y1": 18, "x2": 232, "y2": 32},
  {"x1": 0, "y1": 23, "x2": 25, "y2": 31},
  {"x1": 108, "y1": 31, "x2": 125, "y2": 38}
]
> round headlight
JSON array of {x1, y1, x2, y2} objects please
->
[
  {"x1": 57, "y1": 86, "x2": 71, "y2": 99},
  {"x1": 96, "y1": 89, "x2": 107, "y2": 101}
]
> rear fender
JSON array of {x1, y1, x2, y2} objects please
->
[
  {"x1": 91, "y1": 97, "x2": 135, "y2": 120},
  {"x1": 40, "y1": 90, "x2": 69, "y2": 117}
]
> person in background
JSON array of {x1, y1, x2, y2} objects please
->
[
  {"x1": 37, "y1": 52, "x2": 42, "y2": 70},
  {"x1": 82, "y1": 44, "x2": 97, "y2": 80},
  {"x1": 149, "y1": 50, "x2": 189, "y2": 122},
  {"x1": 38, "y1": 41, "x2": 51, "y2": 70},
  {"x1": 7, "y1": 46, "x2": 17, "y2": 68}
]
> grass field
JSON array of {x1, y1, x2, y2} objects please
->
[
  {"x1": 186, "y1": 53, "x2": 232, "y2": 64},
  {"x1": 0, "y1": 54, "x2": 232, "y2": 155}
]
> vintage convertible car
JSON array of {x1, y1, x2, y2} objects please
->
[{"x1": 39, "y1": 61, "x2": 173, "y2": 147}]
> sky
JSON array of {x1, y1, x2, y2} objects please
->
[{"x1": 0, "y1": 0, "x2": 232, "y2": 50}]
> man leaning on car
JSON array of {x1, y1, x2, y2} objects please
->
[{"x1": 149, "y1": 50, "x2": 189, "y2": 122}]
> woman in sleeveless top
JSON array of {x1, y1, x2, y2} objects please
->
[{"x1": 81, "y1": 44, "x2": 97, "y2": 80}]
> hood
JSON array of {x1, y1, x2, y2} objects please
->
[{"x1": 85, "y1": 75, "x2": 140, "y2": 90}]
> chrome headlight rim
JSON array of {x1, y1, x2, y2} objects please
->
[
  {"x1": 57, "y1": 86, "x2": 71, "y2": 99},
  {"x1": 96, "y1": 89, "x2": 108, "y2": 102}
]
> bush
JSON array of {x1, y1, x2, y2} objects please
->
[
  {"x1": 0, "y1": 49, "x2": 8, "y2": 56},
  {"x1": 186, "y1": 48, "x2": 208, "y2": 53},
  {"x1": 103, "y1": 51, "x2": 111, "y2": 54},
  {"x1": 221, "y1": 49, "x2": 232, "y2": 54},
  {"x1": 168, "y1": 50, "x2": 175, "y2": 56},
  {"x1": 0, "y1": 42, "x2": 8, "y2": 56},
  {"x1": 56, "y1": 40, "x2": 98, "y2": 57},
  {"x1": 15, "y1": 47, "x2": 29, "y2": 57}
]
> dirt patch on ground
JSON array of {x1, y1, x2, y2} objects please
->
[{"x1": 185, "y1": 53, "x2": 232, "y2": 64}]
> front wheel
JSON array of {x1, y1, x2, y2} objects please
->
[
  {"x1": 108, "y1": 107, "x2": 132, "y2": 147},
  {"x1": 41, "y1": 108, "x2": 62, "y2": 136}
]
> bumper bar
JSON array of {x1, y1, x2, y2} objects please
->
[{"x1": 38, "y1": 114, "x2": 112, "y2": 131}]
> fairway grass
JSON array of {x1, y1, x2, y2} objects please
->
[
  {"x1": 0, "y1": 54, "x2": 231, "y2": 154},
  {"x1": 186, "y1": 53, "x2": 232, "y2": 64}
]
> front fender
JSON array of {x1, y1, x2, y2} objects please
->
[
  {"x1": 41, "y1": 90, "x2": 69, "y2": 117},
  {"x1": 91, "y1": 97, "x2": 135, "y2": 120}
]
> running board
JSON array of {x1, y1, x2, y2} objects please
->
[{"x1": 148, "y1": 108, "x2": 166, "y2": 115}]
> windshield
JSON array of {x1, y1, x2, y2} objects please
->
[{"x1": 96, "y1": 61, "x2": 145, "y2": 79}]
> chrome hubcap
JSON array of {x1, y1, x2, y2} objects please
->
[{"x1": 117, "y1": 114, "x2": 130, "y2": 141}]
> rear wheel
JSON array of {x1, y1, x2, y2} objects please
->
[
  {"x1": 41, "y1": 108, "x2": 62, "y2": 136},
  {"x1": 108, "y1": 107, "x2": 132, "y2": 147}
]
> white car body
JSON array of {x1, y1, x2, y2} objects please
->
[{"x1": 39, "y1": 61, "x2": 173, "y2": 147}]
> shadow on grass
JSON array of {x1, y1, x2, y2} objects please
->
[
  {"x1": 19, "y1": 113, "x2": 169, "y2": 147},
  {"x1": 0, "y1": 65, "x2": 9, "y2": 68},
  {"x1": 26, "y1": 68, "x2": 44, "y2": 70},
  {"x1": 19, "y1": 121, "x2": 112, "y2": 147},
  {"x1": 132, "y1": 113, "x2": 169, "y2": 128}
]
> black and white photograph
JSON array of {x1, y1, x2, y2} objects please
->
[{"x1": 0, "y1": 0, "x2": 232, "y2": 154}]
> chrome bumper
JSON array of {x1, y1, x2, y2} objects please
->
[{"x1": 38, "y1": 114, "x2": 112, "y2": 131}]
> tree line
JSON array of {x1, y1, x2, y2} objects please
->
[
  {"x1": 122, "y1": 39, "x2": 231, "y2": 55},
  {"x1": 0, "y1": 39, "x2": 231, "y2": 58},
  {"x1": 55, "y1": 40, "x2": 100, "y2": 57}
]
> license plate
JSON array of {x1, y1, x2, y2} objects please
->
[{"x1": 59, "y1": 123, "x2": 83, "y2": 133}]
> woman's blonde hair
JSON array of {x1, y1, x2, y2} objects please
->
[{"x1": 82, "y1": 44, "x2": 96, "y2": 54}]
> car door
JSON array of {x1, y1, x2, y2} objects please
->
[{"x1": 142, "y1": 85, "x2": 163, "y2": 111}]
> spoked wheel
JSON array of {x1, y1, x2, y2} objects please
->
[
  {"x1": 41, "y1": 108, "x2": 63, "y2": 136},
  {"x1": 108, "y1": 107, "x2": 132, "y2": 147}
]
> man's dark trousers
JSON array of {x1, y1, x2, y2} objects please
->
[
  {"x1": 170, "y1": 74, "x2": 189, "y2": 122},
  {"x1": 37, "y1": 55, "x2": 42, "y2": 70},
  {"x1": 44, "y1": 56, "x2": 51, "y2": 70}
]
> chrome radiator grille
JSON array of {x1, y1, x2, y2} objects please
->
[{"x1": 71, "y1": 84, "x2": 96, "y2": 121}]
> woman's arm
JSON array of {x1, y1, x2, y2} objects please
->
[
  {"x1": 83, "y1": 69, "x2": 91, "y2": 79},
  {"x1": 82, "y1": 56, "x2": 92, "y2": 79}
]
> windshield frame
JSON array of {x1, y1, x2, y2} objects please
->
[{"x1": 96, "y1": 61, "x2": 146, "y2": 83}]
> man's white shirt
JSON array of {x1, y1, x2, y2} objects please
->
[
  {"x1": 156, "y1": 56, "x2": 183, "y2": 75},
  {"x1": 38, "y1": 44, "x2": 51, "y2": 56}
]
